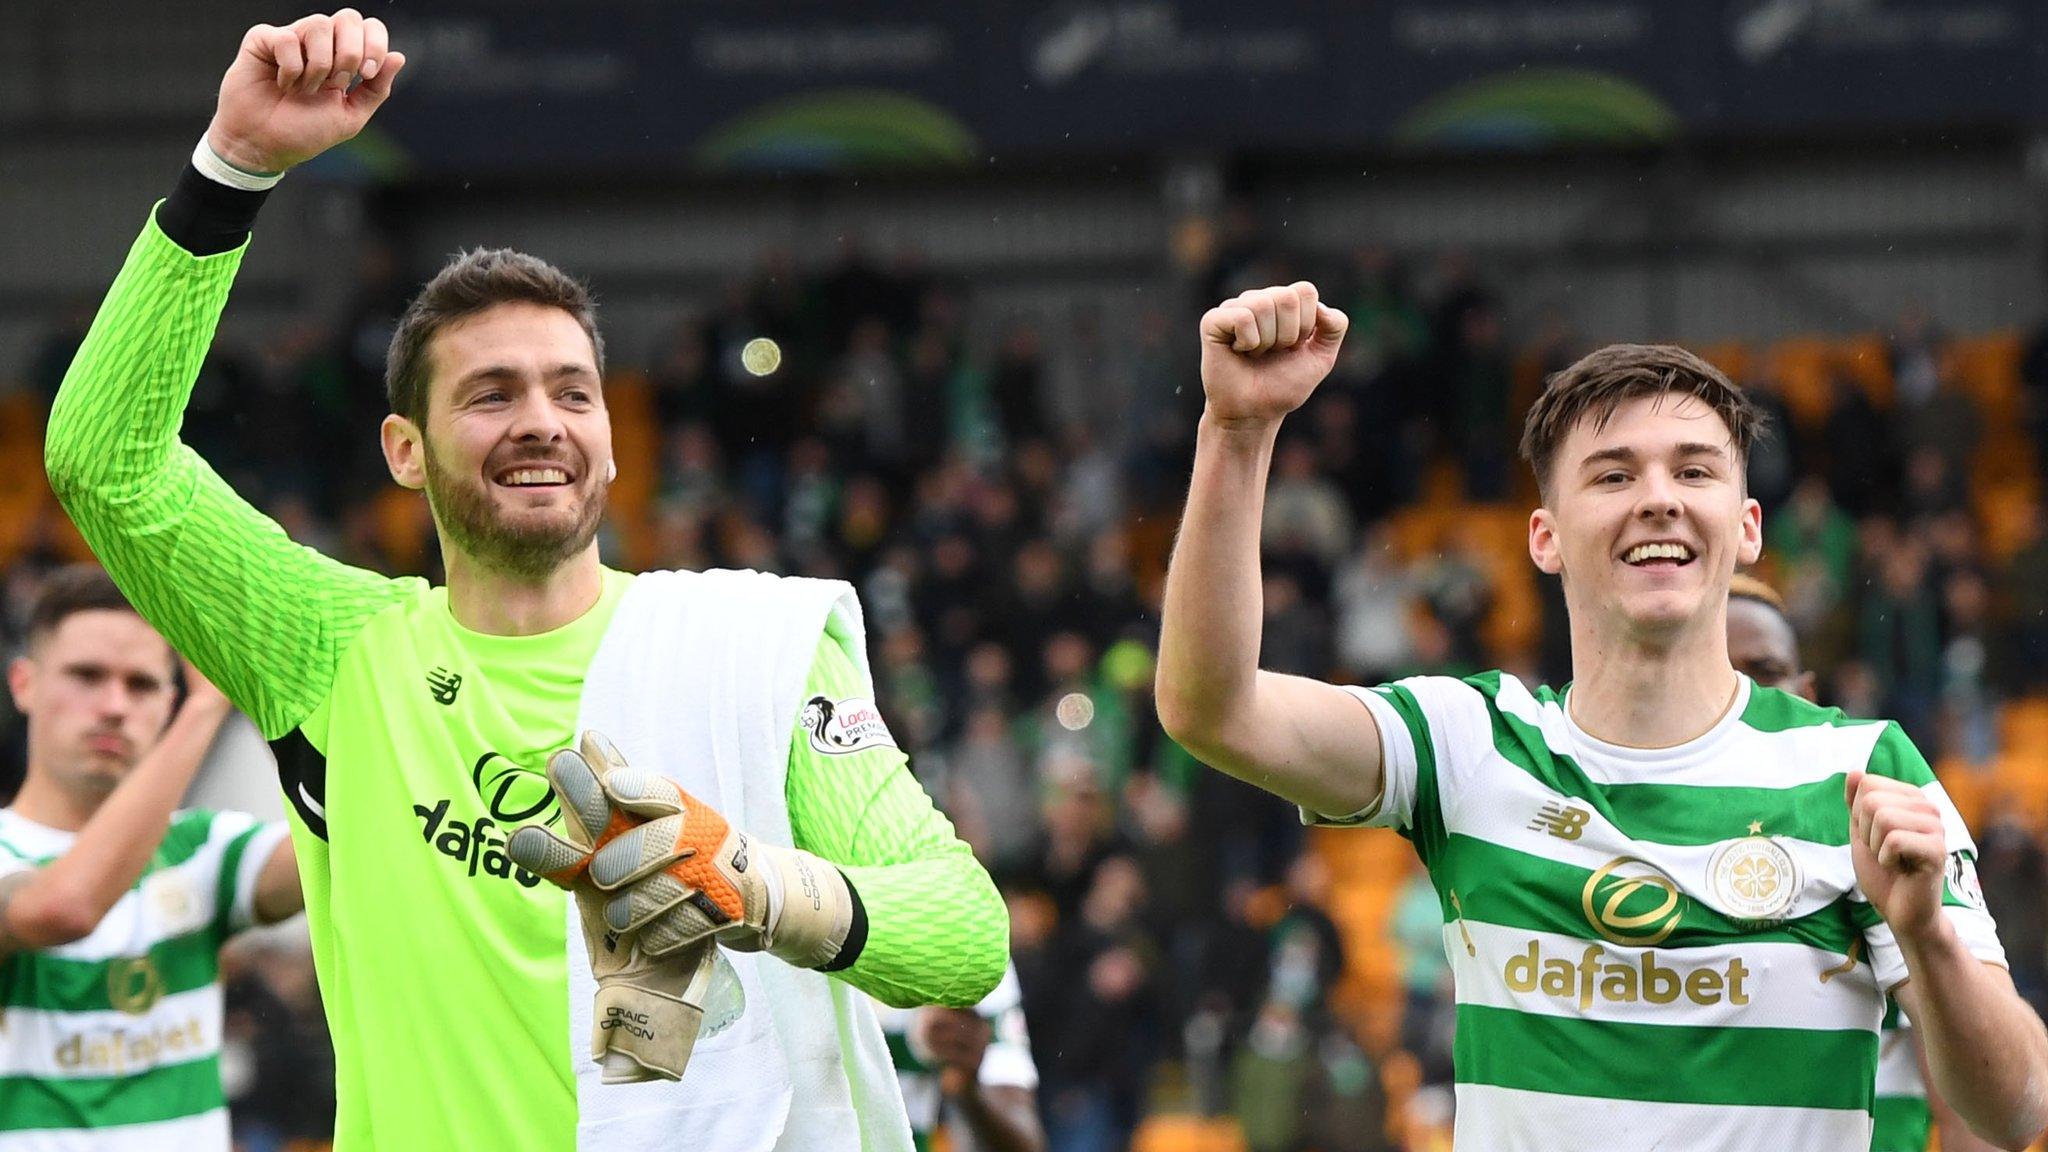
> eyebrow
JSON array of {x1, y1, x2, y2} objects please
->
[
  {"x1": 1578, "y1": 442, "x2": 1730, "y2": 470},
  {"x1": 60, "y1": 661, "x2": 164, "y2": 690},
  {"x1": 455, "y1": 363, "x2": 597, "y2": 389}
]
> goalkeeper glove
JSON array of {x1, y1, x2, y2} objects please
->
[
  {"x1": 505, "y1": 732, "x2": 736, "y2": 1084},
  {"x1": 585, "y1": 757, "x2": 859, "y2": 972}
]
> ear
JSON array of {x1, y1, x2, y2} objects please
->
[
  {"x1": 1737, "y1": 496, "x2": 1763, "y2": 567},
  {"x1": 7, "y1": 656, "x2": 34, "y2": 716},
  {"x1": 1529, "y1": 507, "x2": 1563, "y2": 576},
  {"x1": 382, "y1": 414, "x2": 428, "y2": 491}
]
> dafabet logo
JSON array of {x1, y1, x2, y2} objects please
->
[{"x1": 1499, "y1": 855, "x2": 1752, "y2": 1011}]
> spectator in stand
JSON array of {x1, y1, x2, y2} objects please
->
[
  {"x1": 1334, "y1": 524, "x2": 1416, "y2": 684},
  {"x1": 1034, "y1": 856, "x2": 1159, "y2": 1152},
  {"x1": 1821, "y1": 368, "x2": 1896, "y2": 517},
  {"x1": 1859, "y1": 530, "x2": 1946, "y2": 750},
  {"x1": 1263, "y1": 437, "x2": 1354, "y2": 574},
  {"x1": 1743, "y1": 372, "x2": 1800, "y2": 512},
  {"x1": 2001, "y1": 502, "x2": 2048, "y2": 692}
]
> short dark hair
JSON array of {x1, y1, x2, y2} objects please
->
[
  {"x1": 26, "y1": 565, "x2": 140, "y2": 648},
  {"x1": 385, "y1": 248, "x2": 605, "y2": 428},
  {"x1": 1518, "y1": 344, "x2": 1765, "y2": 500}
]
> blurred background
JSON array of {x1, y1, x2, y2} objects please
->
[{"x1": 10, "y1": 1, "x2": 2048, "y2": 1148}]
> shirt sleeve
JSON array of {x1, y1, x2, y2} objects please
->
[
  {"x1": 1298, "y1": 684, "x2": 1426, "y2": 830},
  {"x1": 785, "y1": 625, "x2": 1008, "y2": 1009},
  {"x1": 1857, "y1": 722, "x2": 2007, "y2": 990},
  {"x1": 203, "y1": 810, "x2": 292, "y2": 936},
  {"x1": 46, "y1": 209, "x2": 414, "y2": 740}
]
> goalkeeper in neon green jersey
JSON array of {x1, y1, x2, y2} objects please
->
[{"x1": 44, "y1": 10, "x2": 1007, "y2": 1150}]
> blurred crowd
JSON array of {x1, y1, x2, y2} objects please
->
[{"x1": 6, "y1": 205, "x2": 2048, "y2": 1150}]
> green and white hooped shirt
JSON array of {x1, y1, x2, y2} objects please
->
[
  {"x1": 1312, "y1": 672, "x2": 2003, "y2": 1152},
  {"x1": 0, "y1": 806, "x2": 286, "y2": 1151}
]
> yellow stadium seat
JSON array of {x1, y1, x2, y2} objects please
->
[
  {"x1": 603, "y1": 371, "x2": 660, "y2": 569},
  {"x1": 1130, "y1": 1114, "x2": 1247, "y2": 1152}
]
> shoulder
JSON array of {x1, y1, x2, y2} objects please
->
[
  {"x1": 1739, "y1": 682, "x2": 1855, "y2": 733},
  {"x1": 359, "y1": 576, "x2": 443, "y2": 631},
  {"x1": 1738, "y1": 685, "x2": 1908, "y2": 767}
]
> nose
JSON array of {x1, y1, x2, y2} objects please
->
[
  {"x1": 92, "y1": 678, "x2": 134, "y2": 722},
  {"x1": 507, "y1": 387, "x2": 567, "y2": 444},
  {"x1": 1635, "y1": 472, "x2": 1682, "y2": 521}
]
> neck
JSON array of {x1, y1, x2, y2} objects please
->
[
  {"x1": 1564, "y1": 607, "x2": 1740, "y2": 749},
  {"x1": 9, "y1": 771, "x2": 99, "y2": 833},
  {"x1": 444, "y1": 544, "x2": 606, "y2": 636}
]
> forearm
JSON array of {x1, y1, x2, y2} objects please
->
[
  {"x1": 1155, "y1": 414, "x2": 1381, "y2": 815},
  {"x1": 47, "y1": 177, "x2": 407, "y2": 737},
  {"x1": 5, "y1": 699, "x2": 231, "y2": 947},
  {"x1": 47, "y1": 171, "x2": 261, "y2": 500},
  {"x1": 1155, "y1": 413, "x2": 1278, "y2": 742},
  {"x1": 837, "y1": 844, "x2": 1008, "y2": 1008},
  {"x1": 1902, "y1": 926, "x2": 2048, "y2": 1149},
  {"x1": 948, "y1": 1084, "x2": 1045, "y2": 1152}
]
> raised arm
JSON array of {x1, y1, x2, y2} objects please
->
[
  {"x1": 45, "y1": 11, "x2": 411, "y2": 738},
  {"x1": 0, "y1": 663, "x2": 232, "y2": 952},
  {"x1": 1154, "y1": 283, "x2": 1384, "y2": 817}
]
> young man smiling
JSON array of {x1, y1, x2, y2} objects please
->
[
  {"x1": 45, "y1": 10, "x2": 1006, "y2": 1150},
  {"x1": 1156, "y1": 283, "x2": 2048, "y2": 1150}
]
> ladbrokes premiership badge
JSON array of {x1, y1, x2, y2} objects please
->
[{"x1": 1707, "y1": 824, "x2": 1800, "y2": 924}]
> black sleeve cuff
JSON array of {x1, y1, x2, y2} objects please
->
[
  {"x1": 817, "y1": 870, "x2": 869, "y2": 972},
  {"x1": 157, "y1": 163, "x2": 272, "y2": 257}
]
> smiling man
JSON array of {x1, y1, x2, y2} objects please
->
[
  {"x1": 1156, "y1": 288, "x2": 2048, "y2": 1150},
  {"x1": 44, "y1": 11, "x2": 1005, "y2": 1151}
]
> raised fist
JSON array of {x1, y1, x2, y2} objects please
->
[
  {"x1": 1197, "y1": 282, "x2": 1348, "y2": 429},
  {"x1": 206, "y1": 9, "x2": 406, "y2": 176}
]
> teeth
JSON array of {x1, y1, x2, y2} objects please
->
[
  {"x1": 1626, "y1": 542, "x2": 1693, "y2": 564},
  {"x1": 503, "y1": 468, "x2": 568, "y2": 486}
]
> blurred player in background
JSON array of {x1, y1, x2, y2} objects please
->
[
  {"x1": 1724, "y1": 574, "x2": 1998, "y2": 1152},
  {"x1": 1156, "y1": 282, "x2": 2048, "y2": 1150},
  {"x1": 45, "y1": 10, "x2": 1006, "y2": 1151},
  {"x1": 0, "y1": 565, "x2": 301, "y2": 1150},
  {"x1": 876, "y1": 962, "x2": 1043, "y2": 1152}
]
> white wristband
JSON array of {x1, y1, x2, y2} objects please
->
[{"x1": 191, "y1": 136, "x2": 285, "y2": 192}]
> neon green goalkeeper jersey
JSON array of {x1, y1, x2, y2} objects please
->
[{"x1": 47, "y1": 213, "x2": 1008, "y2": 1150}]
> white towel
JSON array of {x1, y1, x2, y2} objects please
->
[{"x1": 569, "y1": 568, "x2": 912, "y2": 1152}]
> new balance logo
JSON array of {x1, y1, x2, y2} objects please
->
[
  {"x1": 427, "y1": 668, "x2": 462, "y2": 705},
  {"x1": 1529, "y1": 801, "x2": 1590, "y2": 841}
]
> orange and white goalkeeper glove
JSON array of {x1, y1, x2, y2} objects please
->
[
  {"x1": 585, "y1": 758, "x2": 858, "y2": 972},
  {"x1": 506, "y1": 732, "x2": 732, "y2": 1085}
]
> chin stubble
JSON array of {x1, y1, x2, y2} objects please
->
[{"x1": 422, "y1": 446, "x2": 607, "y2": 579}]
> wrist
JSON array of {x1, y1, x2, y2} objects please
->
[
  {"x1": 1198, "y1": 408, "x2": 1285, "y2": 441},
  {"x1": 1895, "y1": 911, "x2": 1966, "y2": 971},
  {"x1": 761, "y1": 846, "x2": 858, "y2": 970},
  {"x1": 197, "y1": 129, "x2": 286, "y2": 189}
]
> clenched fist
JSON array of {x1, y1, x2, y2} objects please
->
[
  {"x1": 1846, "y1": 770, "x2": 1950, "y2": 942},
  {"x1": 206, "y1": 9, "x2": 406, "y2": 176},
  {"x1": 1198, "y1": 282, "x2": 1348, "y2": 429}
]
